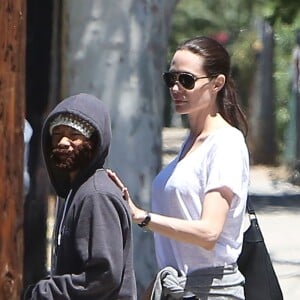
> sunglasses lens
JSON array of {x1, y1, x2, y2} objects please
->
[
  {"x1": 178, "y1": 74, "x2": 195, "y2": 90},
  {"x1": 163, "y1": 72, "x2": 176, "y2": 88},
  {"x1": 163, "y1": 72, "x2": 196, "y2": 90}
]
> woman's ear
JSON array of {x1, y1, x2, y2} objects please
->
[{"x1": 213, "y1": 74, "x2": 226, "y2": 92}]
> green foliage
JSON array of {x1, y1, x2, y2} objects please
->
[
  {"x1": 273, "y1": 16, "x2": 300, "y2": 153},
  {"x1": 169, "y1": 0, "x2": 255, "y2": 58},
  {"x1": 262, "y1": 0, "x2": 300, "y2": 25},
  {"x1": 228, "y1": 31, "x2": 258, "y2": 108}
]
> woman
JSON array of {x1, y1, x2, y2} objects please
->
[{"x1": 109, "y1": 36, "x2": 249, "y2": 299}]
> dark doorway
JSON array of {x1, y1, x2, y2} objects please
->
[{"x1": 23, "y1": 0, "x2": 54, "y2": 291}]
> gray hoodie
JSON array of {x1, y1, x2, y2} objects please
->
[{"x1": 26, "y1": 93, "x2": 137, "y2": 299}]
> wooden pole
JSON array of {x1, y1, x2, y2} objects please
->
[{"x1": 0, "y1": 0, "x2": 26, "y2": 299}]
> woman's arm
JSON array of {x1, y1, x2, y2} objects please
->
[
  {"x1": 143, "y1": 188, "x2": 232, "y2": 250},
  {"x1": 107, "y1": 170, "x2": 233, "y2": 251}
]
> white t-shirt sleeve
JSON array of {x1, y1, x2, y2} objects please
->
[{"x1": 204, "y1": 129, "x2": 249, "y2": 202}]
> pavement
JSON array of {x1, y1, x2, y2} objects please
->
[{"x1": 162, "y1": 127, "x2": 300, "y2": 300}]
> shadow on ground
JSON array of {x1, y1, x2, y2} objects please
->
[{"x1": 250, "y1": 195, "x2": 300, "y2": 212}]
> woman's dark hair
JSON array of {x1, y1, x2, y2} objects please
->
[{"x1": 177, "y1": 36, "x2": 248, "y2": 136}]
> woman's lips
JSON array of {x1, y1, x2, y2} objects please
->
[{"x1": 173, "y1": 97, "x2": 187, "y2": 105}]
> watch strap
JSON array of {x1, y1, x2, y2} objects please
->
[{"x1": 138, "y1": 212, "x2": 151, "y2": 228}]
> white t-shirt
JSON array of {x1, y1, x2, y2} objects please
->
[{"x1": 151, "y1": 127, "x2": 249, "y2": 275}]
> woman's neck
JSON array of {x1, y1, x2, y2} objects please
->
[{"x1": 188, "y1": 112, "x2": 230, "y2": 139}]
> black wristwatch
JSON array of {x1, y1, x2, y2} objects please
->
[{"x1": 138, "y1": 212, "x2": 151, "y2": 228}]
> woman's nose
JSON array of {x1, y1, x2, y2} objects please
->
[{"x1": 171, "y1": 82, "x2": 180, "y2": 91}]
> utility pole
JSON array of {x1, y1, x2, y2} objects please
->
[{"x1": 0, "y1": 1, "x2": 26, "y2": 299}]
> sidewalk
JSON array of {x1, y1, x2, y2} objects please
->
[
  {"x1": 162, "y1": 127, "x2": 300, "y2": 299},
  {"x1": 249, "y1": 165, "x2": 300, "y2": 197}
]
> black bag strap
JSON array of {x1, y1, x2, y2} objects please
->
[
  {"x1": 246, "y1": 195, "x2": 256, "y2": 216},
  {"x1": 244, "y1": 195, "x2": 264, "y2": 242}
]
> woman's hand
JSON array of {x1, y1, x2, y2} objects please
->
[{"x1": 106, "y1": 169, "x2": 147, "y2": 224}]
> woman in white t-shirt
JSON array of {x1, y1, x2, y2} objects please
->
[{"x1": 109, "y1": 36, "x2": 249, "y2": 299}]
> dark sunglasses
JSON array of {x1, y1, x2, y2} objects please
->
[{"x1": 162, "y1": 71, "x2": 209, "y2": 90}]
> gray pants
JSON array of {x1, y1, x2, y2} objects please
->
[
  {"x1": 151, "y1": 264, "x2": 245, "y2": 300},
  {"x1": 184, "y1": 263, "x2": 245, "y2": 299}
]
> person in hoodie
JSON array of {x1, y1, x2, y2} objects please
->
[{"x1": 24, "y1": 93, "x2": 137, "y2": 300}]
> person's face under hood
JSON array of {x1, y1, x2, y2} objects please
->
[
  {"x1": 50, "y1": 125, "x2": 96, "y2": 177},
  {"x1": 42, "y1": 93, "x2": 112, "y2": 198}
]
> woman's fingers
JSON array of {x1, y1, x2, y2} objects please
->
[
  {"x1": 107, "y1": 169, "x2": 124, "y2": 188},
  {"x1": 107, "y1": 169, "x2": 129, "y2": 200},
  {"x1": 122, "y1": 187, "x2": 130, "y2": 201}
]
